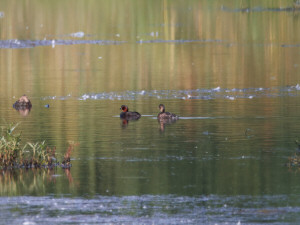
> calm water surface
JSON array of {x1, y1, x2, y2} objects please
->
[{"x1": 1, "y1": 0, "x2": 300, "y2": 224}]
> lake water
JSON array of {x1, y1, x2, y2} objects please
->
[{"x1": 1, "y1": 0, "x2": 300, "y2": 224}]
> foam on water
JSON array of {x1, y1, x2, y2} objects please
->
[
  {"x1": 70, "y1": 31, "x2": 85, "y2": 38},
  {"x1": 42, "y1": 84, "x2": 300, "y2": 101},
  {"x1": 0, "y1": 39, "x2": 125, "y2": 48},
  {"x1": 0, "y1": 38, "x2": 295, "y2": 49}
]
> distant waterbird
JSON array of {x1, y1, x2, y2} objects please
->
[
  {"x1": 13, "y1": 95, "x2": 32, "y2": 109},
  {"x1": 120, "y1": 105, "x2": 141, "y2": 120},
  {"x1": 157, "y1": 104, "x2": 179, "y2": 120},
  {"x1": 13, "y1": 95, "x2": 32, "y2": 116}
]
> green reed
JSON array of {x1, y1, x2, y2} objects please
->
[
  {"x1": 286, "y1": 140, "x2": 300, "y2": 168},
  {"x1": 0, "y1": 122, "x2": 76, "y2": 169}
]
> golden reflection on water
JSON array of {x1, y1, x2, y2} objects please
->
[
  {"x1": 0, "y1": 0, "x2": 299, "y2": 97},
  {"x1": 0, "y1": 168, "x2": 74, "y2": 196}
]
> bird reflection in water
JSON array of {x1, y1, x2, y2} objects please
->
[
  {"x1": 158, "y1": 118, "x2": 178, "y2": 132},
  {"x1": 15, "y1": 107, "x2": 31, "y2": 116},
  {"x1": 120, "y1": 117, "x2": 141, "y2": 128}
]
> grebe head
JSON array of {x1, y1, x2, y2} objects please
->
[
  {"x1": 159, "y1": 104, "x2": 165, "y2": 113},
  {"x1": 120, "y1": 105, "x2": 128, "y2": 112},
  {"x1": 19, "y1": 95, "x2": 30, "y2": 103}
]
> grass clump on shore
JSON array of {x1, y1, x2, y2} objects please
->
[
  {"x1": 286, "y1": 140, "x2": 300, "y2": 168},
  {"x1": 0, "y1": 123, "x2": 76, "y2": 170}
]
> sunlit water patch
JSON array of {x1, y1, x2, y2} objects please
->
[
  {"x1": 1, "y1": 195, "x2": 300, "y2": 224},
  {"x1": 42, "y1": 84, "x2": 300, "y2": 101}
]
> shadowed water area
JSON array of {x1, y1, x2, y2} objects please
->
[{"x1": 1, "y1": 0, "x2": 300, "y2": 224}]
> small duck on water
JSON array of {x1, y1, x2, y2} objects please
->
[
  {"x1": 120, "y1": 105, "x2": 141, "y2": 120},
  {"x1": 13, "y1": 95, "x2": 32, "y2": 110},
  {"x1": 157, "y1": 104, "x2": 179, "y2": 120}
]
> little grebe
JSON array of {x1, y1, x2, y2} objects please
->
[
  {"x1": 120, "y1": 105, "x2": 141, "y2": 119},
  {"x1": 157, "y1": 104, "x2": 178, "y2": 120},
  {"x1": 13, "y1": 95, "x2": 32, "y2": 110}
]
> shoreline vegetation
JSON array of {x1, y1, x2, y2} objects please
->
[
  {"x1": 287, "y1": 140, "x2": 300, "y2": 169},
  {"x1": 0, "y1": 122, "x2": 77, "y2": 170}
]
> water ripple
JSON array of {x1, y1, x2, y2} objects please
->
[{"x1": 0, "y1": 195, "x2": 299, "y2": 224}]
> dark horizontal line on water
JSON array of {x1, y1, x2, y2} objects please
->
[
  {"x1": 179, "y1": 117, "x2": 224, "y2": 119},
  {"x1": 113, "y1": 115, "x2": 154, "y2": 118},
  {"x1": 114, "y1": 115, "x2": 220, "y2": 119},
  {"x1": 150, "y1": 116, "x2": 220, "y2": 120},
  {"x1": 117, "y1": 176, "x2": 149, "y2": 179},
  {"x1": 136, "y1": 39, "x2": 223, "y2": 44},
  {"x1": 281, "y1": 44, "x2": 300, "y2": 48},
  {"x1": 113, "y1": 116, "x2": 266, "y2": 120},
  {"x1": 221, "y1": 6, "x2": 300, "y2": 13}
]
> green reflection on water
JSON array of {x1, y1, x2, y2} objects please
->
[
  {"x1": 1, "y1": 98, "x2": 300, "y2": 197},
  {"x1": 0, "y1": 168, "x2": 75, "y2": 196}
]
